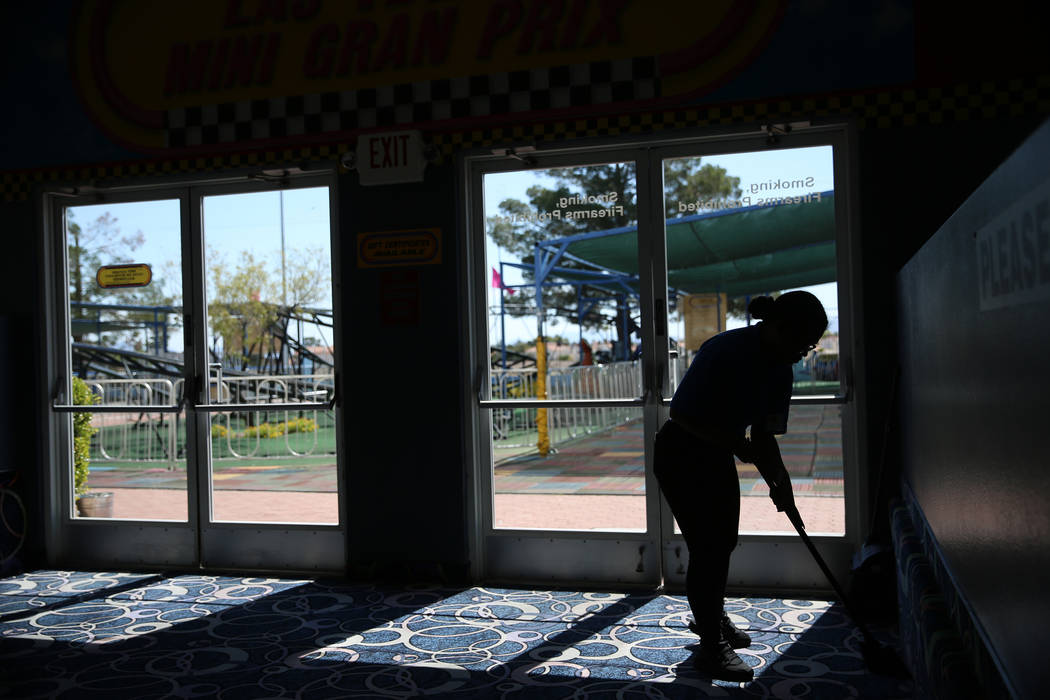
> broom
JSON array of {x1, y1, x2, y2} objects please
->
[{"x1": 783, "y1": 504, "x2": 911, "y2": 679}]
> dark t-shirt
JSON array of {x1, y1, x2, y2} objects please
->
[{"x1": 670, "y1": 325, "x2": 792, "y2": 439}]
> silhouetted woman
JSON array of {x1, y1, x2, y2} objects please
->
[{"x1": 655, "y1": 291, "x2": 828, "y2": 682}]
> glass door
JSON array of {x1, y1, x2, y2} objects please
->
[
  {"x1": 468, "y1": 127, "x2": 861, "y2": 589},
  {"x1": 653, "y1": 131, "x2": 859, "y2": 590},
  {"x1": 47, "y1": 175, "x2": 345, "y2": 573},
  {"x1": 192, "y1": 180, "x2": 344, "y2": 571},
  {"x1": 471, "y1": 150, "x2": 665, "y2": 584},
  {"x1": 49, "y1": 191, "x2": 198, "y2": 566}
]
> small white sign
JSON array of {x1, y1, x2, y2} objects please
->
[
  {"x1": 355, "y1": 130, "x2": 427, "y2": 186},
  {"x1": 976, "y1": 177, "x2": 1050, "y2": 310}
]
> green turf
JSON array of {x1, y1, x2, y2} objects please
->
[
  {"x1": 94, "y1": 454, "x2": 336, "y2": 471},
  {"x1": 91, "y1": 411, "x2": 338, "y2": 463}
]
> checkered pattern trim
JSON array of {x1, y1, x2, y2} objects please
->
[
  {"x1": 166, "y1": 57, "x2": 658, "y2": 148},
  {"x1": 0, "y1": 147, "x2": 344, "y2": 202},
  {"x1": 3, "y1": 77, "x2": 1048, "y2": 202},
  {"x1": 429, "y1": 76, "x2": 1050, "y2": 156}
]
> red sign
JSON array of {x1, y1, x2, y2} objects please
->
[
  {"x1": 379, "y1": 270, "x2": 420, "y2": 326},
  {"x1": 356, "y1": 130, "x2": 426, "y2": 185}
]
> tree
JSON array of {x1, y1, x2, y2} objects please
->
[
  {"x1": 207, "y1": 247, "x2": 331, "y2": 372},
  {"x1": 663, "y1": 159, "x2": 742, "y2": 217},
  {"x1": 663, "y1": 160, "x2": 762, "y2": 322},
  {"x1": 208, "y1": 250, "x2": 278, "y2": 372},
  {"x1": 279, "y1": 247, "x2": 331, "y2": 309},
  {"x1": 66, "y1": 210, "x2": 180, "y2": 352},
  {"x1": 487, "y1": 164, "x2": 638, "y2": 353},
  {"x1": 487, "y1": 160, "x2": 746, "y2": 353},
  {"x1": 68, "y1": 210, "x2": 144, "y2": 311}
]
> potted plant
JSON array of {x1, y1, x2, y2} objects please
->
[{"x1": 73, "y1": 376, "x2": 111, "y2": 518}]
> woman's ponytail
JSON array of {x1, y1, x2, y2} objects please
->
[
  {"x1": 747, "y1": 295, "x2": 776, "y2": 321},
  {"x1": 751, "y1": 291, "x2": 828, "y2": 334}
]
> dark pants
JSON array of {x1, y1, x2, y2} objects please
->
[{"x1": 654, "y1": 419, "x2": 740, "y2": 642}]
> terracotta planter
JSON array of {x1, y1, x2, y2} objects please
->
[{"x1": 76, "y1": 491, "x2": 114, "y2": 518}]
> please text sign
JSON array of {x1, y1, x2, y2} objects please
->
[{"x1": 976, "y1": 178, "x2": 1050, "y2": 310}]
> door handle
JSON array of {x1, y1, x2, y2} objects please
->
[{"x1": 208, "y1": 363, "x2": 223, "y2": 405}]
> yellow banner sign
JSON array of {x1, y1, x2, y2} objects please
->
[
  {"x1": 357, "y1": 228, "x2": 441, "y2": 267},
  {"x1": 71, "y1": 0, "x2": 785, "y2": 150},
  {"x1": 96, "y1": 263, "x2": 153, "y2": 288}
]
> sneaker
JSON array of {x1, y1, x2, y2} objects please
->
[
  {"x1": 692, "y1": 639, "x2": 754, "y2": 682},
  {"x1": 688, "y1": 612, "x2": 752, "y2": 649}
]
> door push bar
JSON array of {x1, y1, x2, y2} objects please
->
[
  {"x1": 53, "y1": 392, "x2": 337, "y2": 414},
  {"x1": 52, "y1": 397, "x2": 187, "y2": 414}
]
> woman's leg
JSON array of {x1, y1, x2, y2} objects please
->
[{"x1": 654, "y1": 420, "x2": 740, "y2": 644}]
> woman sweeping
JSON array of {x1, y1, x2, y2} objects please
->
[{"x1": 655, "y1": 291, "x2": 828, "y2": 682}]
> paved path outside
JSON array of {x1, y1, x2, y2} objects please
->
[
  {"x1": 83, "y1": 408, "x2": 845, "y2": 532},
  {"x1": 494, "y1": 493, "x2": 844, "y2": 533},
  {"x1": 92, "y1": 489, "x2": 842, "y2": 533}
]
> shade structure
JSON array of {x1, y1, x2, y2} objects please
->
[{"x1": 540, "y1": 191, "x2": 836, "y2": 297}]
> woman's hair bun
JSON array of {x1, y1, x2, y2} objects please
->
[{"x1": 748, "y1": 295, "x2": 776, "y2": 320}]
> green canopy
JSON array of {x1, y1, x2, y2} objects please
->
[{"x1": 547, "y1": 192, "x2": 836, "y2": 297}]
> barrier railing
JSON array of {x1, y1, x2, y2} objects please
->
[
  {"x1": 207, "y1": 374, "x2": 335, "y2": 458},
  {"x1": 490, "y1": 358, "x2": 689, "y2": 449},
  {"x1": 85, "y1": 374, "x2": 335, "y2": 467},
  {"x1": 86, "y1": 378, "x2": 180, "y2": 468}
]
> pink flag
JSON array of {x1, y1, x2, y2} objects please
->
[{"x1": 491, "y1": 268, "x2": 515, "y2": 294}]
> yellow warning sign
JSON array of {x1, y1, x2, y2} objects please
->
[
  {"x1": 96, "y1": 263, "x2": 153, "y2": 289},
  {"x1": 357, "y1": 229, "x2": 442, "y2": 268}
]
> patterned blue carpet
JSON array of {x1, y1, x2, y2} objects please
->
[{"x1": 0, "y1": 571, "x2": 912, "y2": 699}]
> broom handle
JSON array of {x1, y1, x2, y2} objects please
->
[{"x1": 786, "y1": 505, "x2": 877, "y2": 642}]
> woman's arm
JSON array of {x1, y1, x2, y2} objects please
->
[{"x1": 749, "y1": 431, "x2": 796, "y2": 513}]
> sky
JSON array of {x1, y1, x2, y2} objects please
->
[
  {"x1": 66, "y1": 187, "x2": 333, "y2": 355},
  {"x1": 483, "y1": 145, "x2": 840, "y2": 347},
  {"x1": 64, "y1": 143, "x2": 842, "y2": 358}
]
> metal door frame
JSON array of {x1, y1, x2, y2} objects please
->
[
  {"x1": 461, "y1": 122, "x2": 866, "y2": 592},
  {"x1": 40, "y1": 170, "x2": 348, "y2": 575},
  {"x1": 463, "y1": 145, "x2": 665, "y2": 587},
  {"x1": 649, "y1": 126, "x2": 865, "y2": 593}
]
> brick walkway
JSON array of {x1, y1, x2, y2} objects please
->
[
  {"x1": 494, "y1": 493, "x2": 843, "y2": 533},
  {"x1": 94, "y1": 488, "x2": 842, "y2": 533},
  {"x1": 86, "y1": 411, "x2": 844, "y2": 532}
]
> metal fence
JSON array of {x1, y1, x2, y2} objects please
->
[
  {"x1": 87, "y1": 378, "x2": 179, "y2": 465},
  {"x1": 84, "y1": 374, "x2": 335, "y2": 467},
  {"x1": 208, "y1": 374, "x2": 335, "y2": 459},
  {"x1": 490, "y1": 358, "x2": 689, "y2": 449}
]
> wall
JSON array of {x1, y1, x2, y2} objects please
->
[
  {"x1": 340, "y1": 163, "x2": 468, "y2": 580},
  {"x1": 856, "y1": 116, "x2": 1046, "y2": 519},
  {"x1": 1, "y1": 2, "x2": 1048, "y2": 584},
  {"x1": 896, "y1": 118, "x2": 1050, "y2": 700},
  {"x1": 0, "y1": 201, "x2": 44, "y2": 568}
]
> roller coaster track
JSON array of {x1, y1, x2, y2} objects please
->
[{"x1": 71, "y1": 304, "x2": 335, "y2": 378}]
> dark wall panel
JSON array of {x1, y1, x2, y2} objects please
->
[
  {"x1": 896, "y1": 118, "x2": 1050, "y2": 700},
  {"x1": 856, "y1": 116, "x2": 1044, "y2": 510},
  {"x1": 0, "y1": 200, "x2": 45, "y2": 570},
  {"x1": 338, "y1": 164, "x2": 469, "y2": 581}
]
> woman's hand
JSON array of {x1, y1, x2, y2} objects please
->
[
  {"x1": 769, "y1": 475, "x2": 795, "y2": 513},
  {"x1": 749, "y1": 431, "x2": 796, "y2": 512}
]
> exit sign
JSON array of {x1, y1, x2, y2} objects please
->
[{"x1": 355, "y1": 130, "x2": 427, "y2": 186}]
